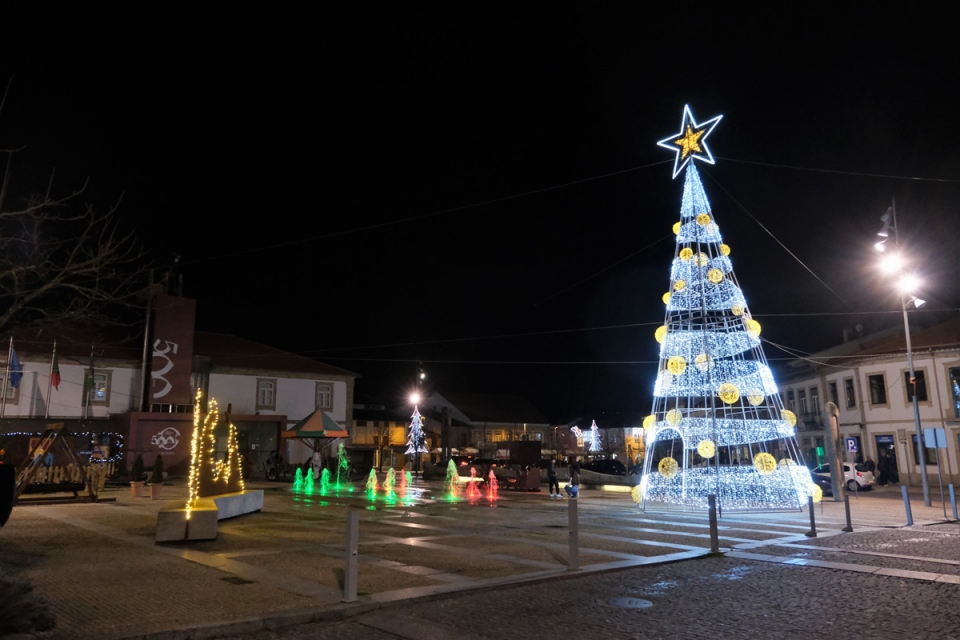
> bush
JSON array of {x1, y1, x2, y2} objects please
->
[
  {"x1": 131, "y1": 454, "x2": 145, "y2": 483},
  {"x1": 0, "y1": 572, "x2": 55, "y2": 634},
  {"x1": 150, "y1": 455, "x2": 164, "y2": 484}
]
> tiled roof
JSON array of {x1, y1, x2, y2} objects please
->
[{"x1": 193, "y1": 332, "x2": 359, "y2": 378}]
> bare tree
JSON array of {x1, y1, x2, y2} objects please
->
[
  {"x1": 0, "y1": 149, "x2": 145, "y2": 337},
  {"x1": 375, "y1": 420, "x2": 391, "y2": 471}
]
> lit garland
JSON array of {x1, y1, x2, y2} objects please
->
[
  {"x1": 570, "y1": 426, "x2": 584, "y2": 448},
  {"x1": 583, "y1": 421, "x2": 602, "y2": 452},
  {"x1": 0, "y1": 430, "x2": 124, "y2": 465},
  {"x1": 404, "y1": 407, "x2": 429, "y2": 455},
  {"x1": 639, "y1": 109, "x2": 812, "y2": 512},
  {"x1": 185, "y1": 389, "x2": 245, "y2": 519}
]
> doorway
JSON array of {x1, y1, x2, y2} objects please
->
[{"x1": 874, "y1": 434, "x2": 899, "y2": 486}]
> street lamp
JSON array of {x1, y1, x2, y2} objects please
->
[{"x1": 874, "y1": 198, "x2": 931, "y2": 506}]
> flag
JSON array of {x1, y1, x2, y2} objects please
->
[
  {"x1": 9, "y1": 347, "x2": 22, "y2": 389},
  {"x1": 51, "y1": 353, "x2": 60, "y2": 391}
]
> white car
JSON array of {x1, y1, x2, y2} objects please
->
[{"x1": 811, "y1": 462, "x2": 876, "y2": 492}]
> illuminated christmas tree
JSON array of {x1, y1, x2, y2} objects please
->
[
  {"x1": 405, "y1": 407, "x2": 428, "y2": 456},
  {"x1": 638, "y1": 106, "x2": 815, "y2": 511}
]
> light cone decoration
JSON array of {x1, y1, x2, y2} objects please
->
[{"x1": 639, "y1": 106, "x2": 814, "y2": 511}]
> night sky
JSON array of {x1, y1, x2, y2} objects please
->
[{"x1": 1, "y1": 9, "x2": 959, "y2": 423}]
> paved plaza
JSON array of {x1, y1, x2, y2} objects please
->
[{"x1": 2, "y1": 477, "x2": 959, "y2": 639}]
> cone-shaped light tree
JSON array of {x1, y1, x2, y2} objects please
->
[{"x1": 638, "y1": 106, "x2": 816, "y2": 511}]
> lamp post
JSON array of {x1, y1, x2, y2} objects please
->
[{"x1": 875, "y1": 198, "x2": 931, "y2": 507}]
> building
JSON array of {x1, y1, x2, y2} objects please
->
[
  {"x1": 778, "y1": 315, "x2": 960, "y2": 486},
  {"x1": 0, "y1": 294, "x2": 357, "y2": 477}
]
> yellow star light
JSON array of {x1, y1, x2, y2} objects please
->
[{"x1": 656, "y1": 105, "x2": 724, "y2": 178}]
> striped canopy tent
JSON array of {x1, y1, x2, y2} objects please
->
[{"x1": 280, "y1": 409, "x2": 349, "y2": 452}]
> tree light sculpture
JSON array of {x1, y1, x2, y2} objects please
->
[
  {"x1": 583, "y1": 420, "x2": 602, "y2": 452},
  {"x1": 640, "y1": 106, "x2": 815, "y2": 511}
]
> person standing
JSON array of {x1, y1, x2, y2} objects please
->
[
  {"x1": 311, "y1": 450, "x2": 323, "y2": 480},
  {"x1": 547, "y1": 459, "x2": 560, "y2": 499}
]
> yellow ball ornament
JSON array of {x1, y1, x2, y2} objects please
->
[
  {"x1": 667, "y1": 356, "x2": 687, "y2": 375},
  {"x1": 809, "y1": 483, "x2": 823, "y2": 503},
  {"x1": 718, "y1": 383, "x2": 740, "y2": 404},
  {"x1": 746, "y1": 389, "x2": 764, "y2": 406},
  {"x1": 665, "y1": 409, "x2": 683, "y2": 426},
  {"x1": 746, "y1": 319, "x2": 761, "y2": 338},
  {"x1": 658, "y1": 457, "x2": 679, "y2": 479},
  {"x1": 662, "y1": 292, "x2": 671, "y2": 304},
  {"x1": 679, "y1": 247, "x2": 693, "y2": 261},
  {"x1": 673, "y1": 221, "x2": 681, "y2": 235},
  {"x1": 779, "y1": 458, "x2": 797, "y2": 466},
  {"x1": 719, "y1": 244, "x2": 731, "y2": 256},
  {"x1": 695, "y1": 252, "x2": 709, "y2": 266},
  {"x1": 655, "y1": 325, "x2": 668, "y2": 344},
  {"x1": 697, "y1": 440, "x2": 716, "y2": 458},
  {"x1": 631, "y1": 484, "x2": 644, "y2": 504},
  {"x1": 642, "y1": 414, "x2": 656, "y2": 430},
  {"x1": 781, "y1": 409, "x2": 797, "y2": 427},
  {"x1": 674, "y1": 280, "x2": 686, "y2": 292},
  {"x1": 708, "y1": 268, "x2": 724, "y2": 284},
  {"x1": 696, "y1": 213, "x2": 711, "y2": 226},
  {"x1": 754, "y1": 452, "x2": 777, "y2": 475},
  {"x1": 732, "y1": 304, "x2": 744, "y2": 316},
  {"x1": 694, "y1": 353, "x2": 713, "y2": 372}
]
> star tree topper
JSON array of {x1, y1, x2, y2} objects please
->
[{"x1": 656, "y1": 104, "x2": 723, "y2": 178}]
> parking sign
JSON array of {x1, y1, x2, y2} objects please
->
[{"x1": 845, "y1": 438, "x2": 858, "y2": 453}]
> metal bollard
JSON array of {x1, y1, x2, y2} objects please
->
[
  {"x1": 950, "y1": 484, "x2": 958, "y2": 521},
  {"x1": 568, "y1": 496, "x2": 579, "y2": 571},
  {"x1": 901, "y1": 485, "x2": 913, "y2": 526},
  {"x1": 842, "y1": 493, "x2": 853, "y2": 533},
  {"x1": 343, "y1": 510, "x2": 359, "y2": 602},
  {"x1": 707, "y1": 494, "x2": 720, "y2": 553},
  {"x1": 805, "y1": 495, "x2": 817, "y2": 537}
]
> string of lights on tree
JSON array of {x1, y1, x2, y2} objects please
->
[
  {"x1": 405, "y1": 407, "x2": 428, "y2": 455},
  {"x1": 638, "y1": 105, "x2": 816, "y2": 511},
  {"x1": 584, "y1": 421, "x2": 602, "y2": 452}
]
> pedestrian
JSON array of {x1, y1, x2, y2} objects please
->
[
  {"x1": 865, "y1": 455, "x2": 876, "y2": 476},
  {"x1": 311, "y1": 450, "x2": 323, "y2": 480},
  {"x1": 565, "y1": 460, "x2": 580, "y2": 498},
  {"x1": 547, "y1": 459, "x2": 560, "y2": 499},
  {"x1": 885, "y1": 454, "x2": 899, "y2": 484}
]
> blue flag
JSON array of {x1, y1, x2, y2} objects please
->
[{"x1": 9, "y1": 347, "x2": 23, "y2": 389}]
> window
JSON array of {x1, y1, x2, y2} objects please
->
[
  {"x1": 844, "y1": 378, "x2": 856, "y2": 408},
  {"x1": 951, "y1": 367, "x2": 960, "y2": 418},
  {"x1": 810, "y1": 387, "x2": 820, "y2": 414},
  {"x1": 868, "y1": 374, "x2": 887, "y2": 405},
  {"x1": 798, "y1": 389, "x2": 808, "y2": 414},
  {"x1": 786, "y1": 389, "x2": 795, "y2": 410},
  {"x1": 912, "y1": 435, "x2": 937, "y2": 466},
  {"x1": 315, "y1": 382, "x2": 333, "y2": 410},
  {"x1": 256, "y1": 378, "x2": 276, "y2": 410},
  {"x1": 828, "y1": 382, "x2": 838, "y2": 407},
  {"x1": 84, "y1": 370, "x2": 111, "y2": 406},
  {"x1": 903, "y1": 369, "x2": 928, "y2": 402}
]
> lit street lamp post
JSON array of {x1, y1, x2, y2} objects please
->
[{"x1": 875, "y1": 198, "x2": 931, "y2": 507}]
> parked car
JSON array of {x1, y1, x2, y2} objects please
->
[{"x1": 811, "y1": 462, "x2": 875, "y2": 492}]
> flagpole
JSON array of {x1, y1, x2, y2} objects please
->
[
  {"x1": 0, "y1": 337, "x2": 11, "y2": 419},
  {"x1": 45, "y1": 340, "x2": 56, "y2": 419}
]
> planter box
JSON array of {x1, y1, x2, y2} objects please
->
[
  {"x1": 130, "y1": 482, "x2": 143, "y2": 498},
  {"x1": 154, "y1": 490, "x2": 263, "y2": 543}
]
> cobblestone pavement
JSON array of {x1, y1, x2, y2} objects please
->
[{"x1": 1, "y1": 478, "x2": 958, "y2": 639}]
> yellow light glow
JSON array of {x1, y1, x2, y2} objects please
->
[
  {"x1": 781, "y1": 409, "x2": 797, "y2": 427},
  {"x1": 674, "y1": 280, "x2": 687, "y2": 292},
  {"x1": 732, "y1": 304, "x2": 744, "y2": 316},
  {"x1": 809, "y1": 483, "x2": 823, "y2": 503},
  {"x1": 675, "y1": 125, "x2": 705, "y2": 158},
  {"x1": 631, "y1": 484, "x2": 644, "y2": 503},
  {"x1": 719, "y1": 244, "x2": 730, "y2": 256},
  {"x1": 696, "y1": 213, "x2": 711, "y2": 226},
  {"x1": 665, "y1": 409, "x2": 683, "y2": 427},
  {"x1": 718, "y1": 383, "x2": 740, "y2": 404},
  {"x1": 655, "y1": 325, "x2": 668, "y2": 344},
  {"x1": 673, "y1": 221, "x2": 681, "y2": 235},
  {"x1": 708, "y1": 268, "x2": 724, "y2": 284},
  {"x1": 747, "y1": 389, "x2": 764, "y2": 406},
  {"x1": 746, "y1": 319, "x2": 761, "y2": 338},
  {"x1": 697, "y1": 439, "x2": 716, "y2": 458},
  {"x1": 779, "y1": 458, "x2": 797, "y2": 466},
  {"x1": 695, "y1": 252, "x2": 709, "y2": 266},
  {"x1": 754, "y1": 452, "x2": 777, "y2": 475},
  {"x1": 680, "y1": 247, "x2": 694, "y2": 261},
  {"x1": 658, "y1": 457, "x2": 679, "y2": 478},
  {"x1": 643, "y1": 414, "x2": 656, "y2": 430},
  {"x1": 667, "y1": 356, "x2": 687, "y2": 375},
  {"x1": 662, "y1": 292, "x2": 672, "y2": 304}
]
